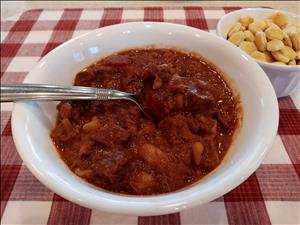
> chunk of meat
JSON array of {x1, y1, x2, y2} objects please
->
[
  {"x1": 153, "y1": 75, "x2": 163, "y2": 89},
  {"x1": 141, "y1": 73, "x2": 215, "y2": 119},
  {"x1": 138, "y1": 143, "x2": 169, "y2": 168},
  {"x1": 186, "y1": 91, "x2": 214, "y2": 112},
  {"x1": 121, "y1": 72, "x2": 144, "y2": 94},
  {"x1": 139, "y1": 121, "x2": 156, "y2": 134},
  {"x1": 82, "y1": 117, "x2": 101, "y2": 132},
  {"x1": 138, "y1": 143, "x2": 188, "y2": 179},
  {"x1": 103, "y1": 54, "x2": 131, "y2": 66},
  {"x1": 74, "y1": 70, "x2": 95, "y2": 86},
  {"x1": 168, "y1": 75, "x2": 214, "y2": 112},
  {"x1": 130, "y1": 171, "x2": 156, "y2": 193},
  {"x1": 93, "y1": 150, "x2": 128, "y2": 181},
  {"x1": 57, "y1": 102, "x2": 72, "y2": 119},
  {"x1": 200, "y1": 140, "x2": 220, "y2": 170},
  {"x1": 78, "y1": 141, "x2": 93, "y2": 157},
  {"x1": 194, "y1": 115, "x2": 217, "y2": 135},
  {"x1": 114, "y1": 106, "x2": 140, "y2": 134},
  {"x1": 51, "y1": 119, "x2": 75, "y2": 142},
  {"x1": 93, "y1": 65, "x2": 115, "y2": 74},
  {"x1": 175, "y1": 94, "x2": 185, "y2": 108},
  {"x1": 91, "y1": 123, "x2": 130, "y2": 147},
  {"x1": 215, "y1": 109, "x2": 236, "y2": 132},
  {"x1": 143, "y1": 63, "x2": 174, "y2": 82},
  {"x1": 159, "y1": 114, "x2": 199, "y2": 145},
  {"x1": 176, "y1": 144, "x2": 192, "y2": 166},
  {"x1": 141, "y1": 90, "x2": 171, "y2": 119}
]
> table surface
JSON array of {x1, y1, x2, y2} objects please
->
[
  {"x1": 1, "y1": 6, "x2": 300, "y2": 225},
  {"x1": 1, "y1": 1, "x2": 299, "y2": 20}
]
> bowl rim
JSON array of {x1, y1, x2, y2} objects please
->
[
  {"x1": 216, "y1": 7, "x2": 300, "y2": 71},
  {"x1": 11, "y1": 21, "x2": 279, "y2": 215}
]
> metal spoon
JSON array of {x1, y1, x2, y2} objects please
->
[{"x1": 0, "y1": 83, "x2": 151, "y2": 119}]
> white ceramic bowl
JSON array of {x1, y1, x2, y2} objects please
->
[
  {"x1": 12, "y1": 22, "x2": 279, "y2": 216},
  {"x1": 216, "y1": 8, "x2": 300, "y2": 97}
]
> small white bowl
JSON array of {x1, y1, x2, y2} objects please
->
[
  {"x1": 216, "y1": 8, "x2": 300, "y2": 97},
  {"x1": 12, "y1": 22, "x2": 278, "y2": 216}
]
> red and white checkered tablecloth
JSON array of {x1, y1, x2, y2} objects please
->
[{"x1": 1, "y1": 6, "x2": 300, "y2": 225}]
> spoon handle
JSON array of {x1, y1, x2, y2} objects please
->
[{"x1": 0, "y1": 84, "x2": 133, "y2": 102}]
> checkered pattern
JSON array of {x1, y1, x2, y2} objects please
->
[{"x1": 1, "y1": 6, "x2": 299, "y2": 225}]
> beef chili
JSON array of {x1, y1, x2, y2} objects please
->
[{"x1": 51, "y1": 48, "x2": 241, "y2": 195}]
